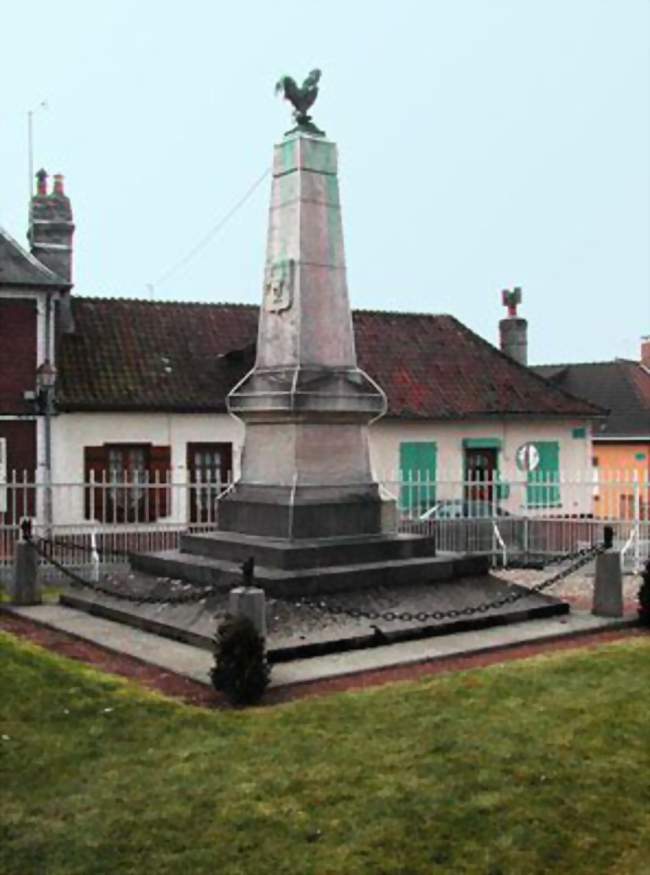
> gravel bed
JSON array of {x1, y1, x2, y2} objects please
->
[{"x1": 495, "y1": 565, "x2": 642, "y2": 611}]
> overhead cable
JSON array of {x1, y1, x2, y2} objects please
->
[{"x1": 152, "y1": 166, "x2": 271, "y2": 290}]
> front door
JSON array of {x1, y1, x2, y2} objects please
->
[{"x1": 464, "y1": 448, "x2": 498, "y2": 505}]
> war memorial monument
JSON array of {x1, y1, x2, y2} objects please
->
[
  {"x1": 61, "y1": 74, "x2": 567, "y2": 654},
  {"x1": 131, "y1": 70, "x2": 487, "y2": 597}
]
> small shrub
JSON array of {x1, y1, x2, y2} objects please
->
[
  {"x1": 638, "y1": 560, "x2": 650, "y2": 627},
  {"x1": 210, "y1": 614, "x2": 270, "y2": 706}
]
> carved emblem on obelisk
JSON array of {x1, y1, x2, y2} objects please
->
[{"x1": 264, "y1": 258, "x2": 295, "y2": 312}]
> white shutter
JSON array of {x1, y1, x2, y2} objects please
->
[{"x1": 0, "y1": 438, "x2": 6, "y2": 513}]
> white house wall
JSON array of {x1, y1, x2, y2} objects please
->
[
  {"x1": 369, "y1": 417, "x2": 594, "y2": 515},
  {"x1": 49, "y1": 411, "x2": 594, "y2": 525},
  {"x1": 51, "y1": 412, "x2": 244, "y2": 525}
]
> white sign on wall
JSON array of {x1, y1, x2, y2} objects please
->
[
  {"x1": 0, "y1": 438, "x2": 6, "y2": 514},
  {"x1": 516, "y1": 442, "x2": 540, "y2": 473}
]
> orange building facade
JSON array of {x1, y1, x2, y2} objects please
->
[
  {"x1": 592, "y1": 441, "x2": 650, "y2": 520},
  {"x1": 534, "y1": 351, "x2": 650, "y2": 522}
]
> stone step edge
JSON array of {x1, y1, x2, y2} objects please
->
[
  {"x1": 179, "y1": 531, "x2": 438, "y2": 566},
  {"x1": 59, "y1": 590, "x2": 570, "y2": 663},
  {"x1": 132, "y1": 549, "x2": 475, "y2": 582}
]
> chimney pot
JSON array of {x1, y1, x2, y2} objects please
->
[
  {"x1": 52, "y1": 174, "x2": 65, "y2": 196},
  {"x1": 35, "y1": 168, "x2": 48, "y2": 196}
]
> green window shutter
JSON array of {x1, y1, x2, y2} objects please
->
[
  {"x1": 527, "y1": 441, "x2": 561, "y2": 508},
  {"x1": 496, "y1": 471, "x2": 510, "y2": 500},
  {"x1": 399, "y1": 442, "x2": 437, "y2": 515}
]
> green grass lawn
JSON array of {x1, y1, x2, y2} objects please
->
[
  {"x1": 1, "y1": 633, "x2": 649, "y2": 875},
  {"x1": 0, "y1": 585, "x2": 63, "y2": 604}
]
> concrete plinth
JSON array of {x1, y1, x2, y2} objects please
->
[
  {"x1": 180, "y1": 530, "x2": 436, "y2": 569},
  {"x1": 127, "y1": 530, "x2": 491, "y2": 601},
  {"x1": 219, "y1": 483, "x2": 393, "y2": 539},
  {"x1": 10, "y1": 542, "x2": 41, "y2": 606},
  {"x1": 229, "y1": 587, "x2": 267, "y2": 638},
  {"x1": 592, "y1": 550, "x2": 624, "y2": 618},
  {"x1": 58, "y1": 571, "x2": 571, "y2": 663}
]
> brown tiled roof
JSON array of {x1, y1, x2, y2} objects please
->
[
  {"x1": 56, "y1": 296, "x2": 602, "y2": 419},
  {"x1": 534, "y1": 360, "x2": 650, "y2": 438},
  {"x1": 57, "y1": 298, "x2": 257, "y2": 413}
]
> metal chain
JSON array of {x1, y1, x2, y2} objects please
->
[
  {"x1": 27, "y1": 532, "x2": 605, "y2": 619},
  {"x1": 28, "y1": 537, "x2": 218, "y2": 606},
  {"x1": 286, "y1": 543, "x2": 605, "y2": 625},
  {"x1": 40, "y1": 535, "x2": 132, "y2": 562}
]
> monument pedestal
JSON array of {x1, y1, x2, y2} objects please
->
[
  {"x1": 130, "y1": 530, "x2": 486, "y2": 600},
  {"x1": 218, "y1": 483, "x2": 394, "y2": 539}
]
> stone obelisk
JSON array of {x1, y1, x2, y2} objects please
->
[{"x1": 221, "y1": 74, "x2": 394, "y2": 539}]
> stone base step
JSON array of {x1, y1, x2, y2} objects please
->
[
  {"x1": 180, "y1": 530, "x2": 437, "y2": 570},
  {"x1": 130, "y1": 549, "x2": 489, "y2": 598},
  {"x1": 60, "y1": 575, "x2": 570, "y2": 663}
]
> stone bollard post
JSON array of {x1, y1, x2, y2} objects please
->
[
  {"x1": 592, "y1": 550, "x2": 623, "y2": 618},
  {"x1": 228, "y1": 586, "x2": 267, "y2": 640},
  {"x1": 10, "y1": 540, "x2": 42, "y2": 606}
]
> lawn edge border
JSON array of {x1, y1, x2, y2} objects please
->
[{"x1": 1, "y1": 604, "x2": 646, "y2": 707}]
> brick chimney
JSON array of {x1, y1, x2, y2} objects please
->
[
  {"x1": 499, "y1": 287, "x2": 528, "y2": 366},
  {"x1": 28, "y1": 169, "x2": 75, "y2": 332},
  {"x1": 28, "y1": 169, "x2": 75, "y2": 283},
  {"x1": 642, "y1": 336, "x2": 650, "y2": 369}
]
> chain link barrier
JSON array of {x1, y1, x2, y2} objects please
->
[
  {"x1": 40, "y1": 535, "x2": 132, "y2": 563},
  {"x1": 27, "y1": 535, "x2": 218, "y2": 606},
  {"x1": 283, "y1": 542, "x2": 605, "y2": 625},
  {"x1": 24, "y1": 526, "x2": 607, "y2": 620}
]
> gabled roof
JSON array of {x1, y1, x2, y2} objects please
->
[
  {"x1": 0, "y1": 226, "x2": 68, "y2": 288},
  {"x1": 534, "y1": 360, "x2": 650, "y2": 439},
  {"x1": 56, "y1": 296, "x2": 602, "y2": 420},
  {"x1": 354, "y1": 311, "x2": 602, "y2": 420}
]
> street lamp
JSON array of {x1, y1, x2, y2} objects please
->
[{"x1": 35, "y1": 359, "x2": 57, "y2": 411}]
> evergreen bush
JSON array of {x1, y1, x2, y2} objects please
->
[
  {"x1": 638, "y1": 560, "x2": 650, "y2": 627},
  {"x1": 210, "y1": 614, "x2": 270, "y2": 706}
]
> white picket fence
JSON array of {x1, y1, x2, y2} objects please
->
[{"x1": 0, "y1": 469, "x2": 648, "y2": 579}]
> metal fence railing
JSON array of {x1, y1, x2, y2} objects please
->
[
  {"x1": 380, "y1": 467, "x2": 649, "y2": 571},
  {"x1": 1, "y1": 469, "x2": 648, "y2": 578}
]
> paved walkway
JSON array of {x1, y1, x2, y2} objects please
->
[{"x1": 9, "y1": 602, "x2": 635, "y2": 690}]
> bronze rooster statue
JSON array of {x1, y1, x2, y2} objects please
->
[{"x1": 275, "y1": 69, "x2": 324, "y2": 134}]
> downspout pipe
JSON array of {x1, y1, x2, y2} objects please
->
[{"x1": 43, "y1": 292, "x2": 53, "y2": 536}]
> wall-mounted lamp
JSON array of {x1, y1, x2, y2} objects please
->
[{"x1": 35, "y1": 360, "x2": 57, "y2": 415}]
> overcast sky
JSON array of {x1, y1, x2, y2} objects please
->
[{"x1": 0, "y1": 0, "x2": 648, "y2": 364}]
